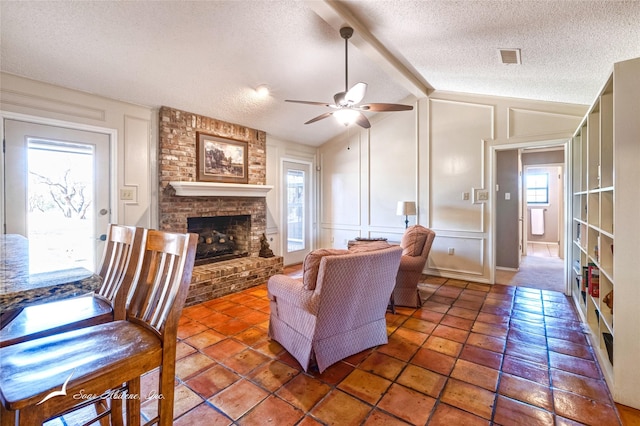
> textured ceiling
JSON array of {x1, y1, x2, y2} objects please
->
[{"x1": 2, "y1": 1, "x2": 639, "y2": 146}]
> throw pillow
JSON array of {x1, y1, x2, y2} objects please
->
[
  {"x1": 303, "y1": 249, "x2": 350, "y2": 290},
  {"x1": 348, "y1": 240, "x2": 391, "y2": 253},
  {"x1": 401, "y1": 225, "x2": 428, "y2": 257}
]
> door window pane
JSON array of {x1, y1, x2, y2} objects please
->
[
  {"x1": 27, "y1": 139, "x2": 95, "y2": 273},
  {"x1": 287, "y1": 169, "x2": 305, "y2": 252}
]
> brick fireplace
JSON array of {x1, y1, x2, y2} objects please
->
[{"x1": 159, "y1": 106, "x2": 282, "y2": 305}]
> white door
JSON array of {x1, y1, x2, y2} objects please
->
[
  {"x1": 4, "y1": 119, "x2": 110, "y2": 274},
  {"x1": 283, "y1": 161, "x2": 311, "y2": 265}
]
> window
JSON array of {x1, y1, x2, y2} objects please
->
[{"x1": 526, "y1": 173, "x2": 549, "y2": 204}]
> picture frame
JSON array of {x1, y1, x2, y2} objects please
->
[{"x1": 196, "y1": 132, "x2": 248, "y2": 184}]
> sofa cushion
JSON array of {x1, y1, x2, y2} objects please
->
[
  {"x1": 401, "y1": 226, "x2": 428, "y2": 257},
  {"x1": 303, "y1": 249, "x2": 350, "y2": 290},
  {"x1": 348, "y1": 240, "x2": 391, "y2": 253}
]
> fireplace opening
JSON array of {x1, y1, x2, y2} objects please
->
[{"x1": 187, "y1": 215, "x2": 250, "y2": 265}]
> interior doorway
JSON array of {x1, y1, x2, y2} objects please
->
[{"x1": 493, "y1": 142, "x2": 568, "y2": 294}]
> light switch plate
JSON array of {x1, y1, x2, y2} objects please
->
[{"x1": 472, "y1": 188, "x2": 489, "y2": 204}]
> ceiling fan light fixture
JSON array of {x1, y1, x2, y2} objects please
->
[
  {"x1": 255, "y1": 84, "x2": 270, "y2": 97},
  {"x1": 333, "y1": 108, "x2": 360, "y2": 126}
]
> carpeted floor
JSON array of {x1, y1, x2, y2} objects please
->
[{"x1": 495, "y1": 253, "x2": 565, "y2": 293}]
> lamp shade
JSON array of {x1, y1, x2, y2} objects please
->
[{"x1": 396, "y1": 201, "x2": 417, "y2": 216}]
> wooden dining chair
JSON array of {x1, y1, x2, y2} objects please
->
[
  {"x1": 0, "y1": 229, "x2": 198, "y2": 426},
  {"x1": 0, "y1": 224, "x2": 145, "y2": 347}
]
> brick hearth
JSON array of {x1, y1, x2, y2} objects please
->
[{"x1": 158, "y1": 106, "x2": 282, "y2": 304}]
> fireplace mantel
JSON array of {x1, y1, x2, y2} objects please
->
[{"x1": 169, "y1": 181, "x2": 273, "y2": 197}]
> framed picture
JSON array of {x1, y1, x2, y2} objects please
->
[{"x1": 196, "y1": 132, "x2": 248, "y2": 183}]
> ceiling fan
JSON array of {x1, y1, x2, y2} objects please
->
[{"x1": 285, "y1": 26, "x2": 413, "y2": 129}]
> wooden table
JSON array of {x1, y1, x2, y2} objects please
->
[{"x1": 0, "y1": 234, "x2": 102, "y2": 326}]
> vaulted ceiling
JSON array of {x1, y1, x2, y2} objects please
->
[{"x1": 2, "y1": 1, "x2": 639, "y2": 146}]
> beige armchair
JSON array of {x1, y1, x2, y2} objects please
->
[
  {"x1": 267, "y1": 245, "x2": 402, "y2": 373},
  {"x1": 392, "y1": 225, "x2": 436, "y2": 308}
]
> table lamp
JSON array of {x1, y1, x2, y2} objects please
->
[{"x1": 396, "y1": 201, "x2": 416, "y2": 229}]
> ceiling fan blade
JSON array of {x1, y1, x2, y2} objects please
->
[
  {"x1": 304, "y1": 112, "x2": 334, "y2": 125},
  {"x1": 345, "y1": 82, "x2": 367, "y2": 104},
  {"x1": 285, "y1": 100, "x2": 333, "y2": 107},
  {"x1": 358, "y1": 103, "x2": 414, "y2": 112},
  {"x1": 354, "y1": 112, "x2": 371, "y2": 129}
]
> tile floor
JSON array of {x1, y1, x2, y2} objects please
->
[{"x1": 134, "y1": 265, "x2": 636, "y2": 425}]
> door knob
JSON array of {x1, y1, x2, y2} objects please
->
[
  {"x1": 98, "y1": 234, "x2": 107, "y2": 241},
  {"x1": 99, "y1": 208, "x2": 109, "y2": 216}
]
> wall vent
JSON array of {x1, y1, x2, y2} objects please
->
[{"x1": 499, "y1": 48, "x2": 521, "y2": 65}]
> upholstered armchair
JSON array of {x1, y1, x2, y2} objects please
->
[
  {"x1": 392, "y1": 225, "x2": 436, "y2": 308},
  {"x1": 267, "y1": 245, "x2": 402, "y2": 373}
]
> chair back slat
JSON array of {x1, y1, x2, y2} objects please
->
[
  {"x1": 127, "y1": 230, "x2": 197, "y2": 337},
  {"x1": 95, "y1": 225, "x2": 145, "y2": 319}
]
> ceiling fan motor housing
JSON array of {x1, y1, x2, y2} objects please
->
[{"x1": 340, "y1": 27, "x2": 354, "y2": 40}]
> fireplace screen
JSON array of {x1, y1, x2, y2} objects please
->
[{"x1": 187, "y1": 215, "x2": 250, "y2": 265}]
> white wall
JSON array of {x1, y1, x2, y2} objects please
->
[
  {"x1": 0, "y1": 73, "x2": 156, "y2": 228},
  {"x1": 318, "y1": 91, "x2": 587, "y2": 283}
]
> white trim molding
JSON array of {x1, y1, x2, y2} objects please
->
[{"x1": 169, "y1": 181, "x2": 273, "y2": 197}]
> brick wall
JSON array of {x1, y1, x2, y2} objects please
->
[{"x1": 158, "y1": 106, "x2": 267, "y2": 256}]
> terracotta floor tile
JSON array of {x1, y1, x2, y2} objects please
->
[
  {"x1": 450, "y1": 359, "x2": 499, "y2": 391},
  {"x1": 440, "y1": 378, "x2": 495, "y2": 420},
  {"x1": 493, "y1": 395, "x2": 554, "y2": 426},
  {"x1": 183, "y1": 329, "x2": 226, "y2": 349},
  {"x1": 338, "y1": 369, "x2": 392, "y2": 405},
  {"x1": 362, "y1": 408, "x2": 413, "y2": 426},
  {"x1": 549, "y1": 351, "x2": 600, "y2": 379},
  {"x1": 237, "y1": 395, "x2": 303, "y2": 426},
  {"x1": 161, "y1": 269, "x2": 622, "y2": 425},
  {"x1": 432, "y1": 324, "x2": 469, "y2": 343},
  {"x1": 459, "y1": 344, "x2": 503, "y2": 369},
  {"x1": 312, "y1": 361, "x2": 354, "y2": 385},
  {"x1": 276, "y1": 374, "x2": 331, "y2": 411},
  {"x1": 505, "y1": 340, "x2": 549, "y2": 366},
  {"x1": 554, "y1": 389, "x2": 621, "y2": 426},
  {"x1": 412, "y1": 307, "x2": 445, "y2": 322},
  {"x1": 393, "y1": 326, "x2": 429, "y2": 346},
  {"x1": 185, "y1": 364, "x2": 240, "y2": 398},
  {"x1": 476, "y1": 312, "x2": 509, "y2": 325},
  {"x1": 175, "y1": 352, "x2": 216, "y2": 381},
  {"x1": 471, "y1": 320, "x2": 508, "y2": 339},
  {"x1": 376, "y1": 383, "x2": 436, "y2": 425},
  {"x1": 507, "y1": 328, "x2": 548, "y2": 348},
  {"x1": 402, "y1": 317, "x2": 437, "y2": 334},
  {"x1": 424, "y1": 335, "x2": 463, "y2": 357},
  {"x1": 212, "y1": 318, "x2": 252, "y2": 336},
  {"x1": 448, "y1": 306, "x2": 479, "y2": 320},
  {"x1": 174, "y1": 403, "x2": 232, "y2": 426},
  {"x1": 222, "y1": 347, "x2": 271, "y2": 375},
  {"x1": 440, "y1": 314, "x2": 475, "y2": 330},
  {"x1": 359, "y1": 351, "x2": 406, "y2": 381},
  {"x1": 177, "y1": 320, "x2": 209, "y2": 339},
  {"x1": 502, "y1": 355, "x2": 550, "y2": 386},
  {"x1": 208, "y1": 379, "x2": 269, "y2": 420},
  {"x1": 247, "y1": 360, "x2": 298, "y2": 392},
  {"x1": 310, "y1": 390, "x2": 372, "y2": 426},
  {"x1": 201, "y1": 338, "x2": 247, "y2": 361},
  {"x1": 551, "y1": 369, "x2": 613, "y2": 404},
  {"x1": 547, "y1": 336, "x2": 593, "y2": 360},
  {"x1": 396, "y1": 364, "x2": 447, "y2": 397},
  {"x1": 233, "y1": 326, "x2": 268, "y2": 346},
  {"x1": 141, "y1": 384, "x2": 203, "y2": 422},
  {"x1": 428, "y1": 403, "x2": 490, "y2": 426},
  {"x1": 377, "y1": 335, "x2": 420, "y2": 361},
  {"x1": 410, "y1": 347, "x2": 456, "y2": 376},
  {"x1": 466, "y1": 332, "x2": 506, "y2": 353},
  {"x1": 176, "y1": 341, "x2": 197, "y2": 360},
  {"x1": 546, "y1": 325, "x2": 588, "y2": 345},
  {"x1": 498, "y1": 373, "x2": 553, "y2": 411},
  {"x1": 197, "y1": 311, "x2": 235, "y2": 328}
]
